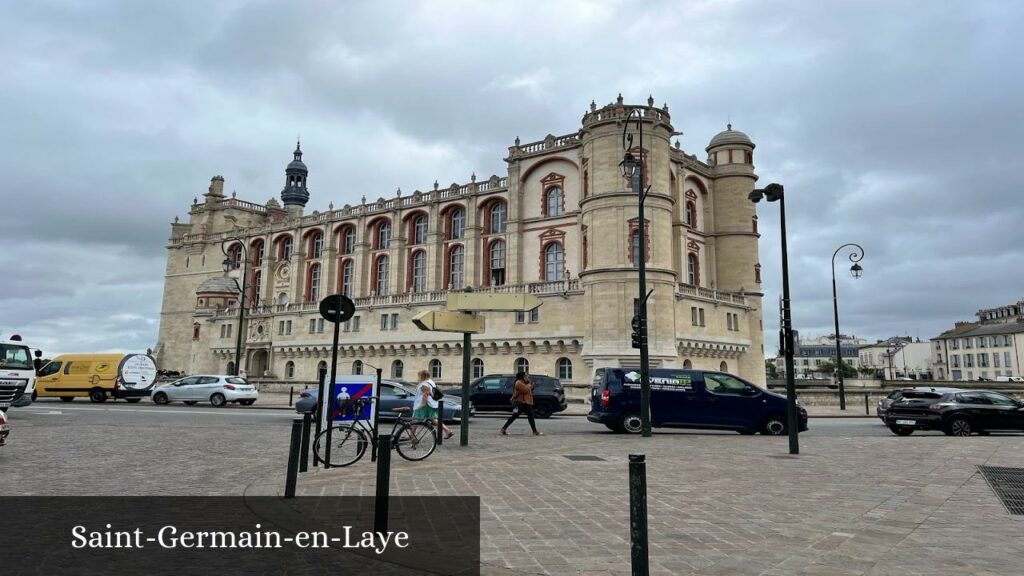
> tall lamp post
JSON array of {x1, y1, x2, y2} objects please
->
[
  {"x1": 749, "y1": 183, "x2": 799, "y2": 455},
  {"x1": 831, "y1": 243, "x2": 864, "y2": 410},
  {"x1": 619, "y1": 107, "x2": 654, "y2": 438},
  {"x1": 221, "y1": 237, "x2": 248, "y2": 377}
]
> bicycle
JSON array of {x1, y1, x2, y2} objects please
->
[{"x1": 312, "y1": 397, "x2": 437, "y2": 467}]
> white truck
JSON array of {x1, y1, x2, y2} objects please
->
[{"x1": 0, "y1": 336, "x2": 36, "y2": 411}]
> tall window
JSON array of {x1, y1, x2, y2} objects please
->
[
  {"x1": 687, "y1": 253, "x2": 699, "y2": 286},
  {"x1": 411, "y1": 250, "x2": 427, "y2": 292},
  {"x1": 686, "y1": 201, "x2": 697, "y2": 228},
  {"x1": 227, "y1": 244, "x2": 242, "y2": 269},
  {"x1": 430, "y1": 359, "x2": 442, "y2": 379},
  {"x1": 282, "y1": 237, "x2": 293, "y2": 260},
  {"x1": 544, "y1": 243, "x2": 564, "y2": 281},
  {"x1": 472, "y1": 358, "x2": 484, "y2": 379},
  {"x1": 489, "y1": 240, "x2": 506, "y2": 286},
  {"x1": 392, "y1": 360, "x2": 404, "y2": 379},
  {"x1": 631, "y1": 230, "x2": 641, "y2": 268},
  {"x1": 515, "y1": 357, "x2": 529, "y2": 374},
  {"x1": 490, "y1": 202, "x2": 507, "y2": 234},
  {"x1": 308, "y1": 263, "x2": 321, "y2": 302},
  {"x1": 449, "y1": 245, "x2": 465, "y2": 289},
  {"x1": 252, "y1": 271, "x2": 262, "y2": 306},
  {"x1": 353, "y1": 360, "x2": 363, "y2": 375},
  {"x1": 450, "y1": 209, "x2": 465, "y2": 240},
  {"x1": 311, "y1": 232, "x2": 324, "y2": 258},
  {"x1": 375, "y1": 255, "x2": 389, "y2": 295},
  {"x1": 285, "y1": 361, "x2": 295, "y2": 378},
  {"x1": 342, "y1": 227, "x2": 356, "y2": 254},
  {"x1": 376, "y1": 221, "x2": 391, "y2": 250},
  {"x1": 557, "y1": 358, "x2": 572, "y2": 380},
  {"x1": 340, "y1": 259, "x2": 354, "y2": 297},
  {"x1": 545, "y1": 187, "x2": 563, "y2": 217},
  {"x1": 252, "y1": 241, "x2": 264, "y2": 267},
  {"x1": 413, "y1": 215, "x2": 428, "y2": 244}
]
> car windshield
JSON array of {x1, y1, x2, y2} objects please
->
[
  {"x1": 0, "y1": 344, "x2": 33, "y2": 370},
  {"x1": 226, "y1": 377, "x2": 248, "y2": 385}
]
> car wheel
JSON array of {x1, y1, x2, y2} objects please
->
[
  {"x1": 210, "y1": 393, "x2": 227, "y2": 407},
  {"x1": 89, "y1": 388, "x2": 107, "y2": 403},
  {"x1": 946, "y1": 417, "x2": 972, "y2": 437},
  {"x1": 761, "y1": 416, "x2": 787, "y2": 435},
  {"x1": 618, "y1": 413, "x2": 643, "y2": 434},
  {"x1": 889, "y1": 425, "x2": 914, "y2": 436},
  {"x1": 125, "y1": 398, "x2": 142, "y2": 404},
  {"x1": 239, "y1": 400, "x2": 255, "y2": 406},
  {"x1": 153, "y1": 392, "x2": 169, "y2": 405},
  {"x1": 60, "y1": 397, "x2": 75, "y2": 403},
  {"x1": 184, "y1": 401, "x2": 197, "y2": 405},
  {"x1": 532, "y1": 403, "x2": 553, "y2": 419}
]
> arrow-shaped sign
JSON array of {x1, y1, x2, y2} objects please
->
[
  {"x1": 446, "y1": 292, "x2": 542, "y2": 312},
  {"x1": 411, "y1": 311, "x2": 486, "y2": 333}
]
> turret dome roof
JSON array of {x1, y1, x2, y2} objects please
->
[{"x1": 706, "y1": 124, "x2": 754, "y2": 150}]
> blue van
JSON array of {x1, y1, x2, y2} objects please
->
[{"x1": 588, "y1": 368, "x2": 809, "y2": 435}]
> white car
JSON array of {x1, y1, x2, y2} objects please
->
[{"x1": 151, "y1": 375, "x2": 258, "y2": 407}]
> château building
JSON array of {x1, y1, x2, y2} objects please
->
[{"x1": 154, "y1": 96, "x2": 765, "y2": 385}]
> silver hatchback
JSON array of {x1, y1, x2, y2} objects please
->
[{"x1": 151, "y1": 375, "x2": 258, "y2": 407}]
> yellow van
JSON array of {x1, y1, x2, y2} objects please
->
[{"x1": 35, "y1": 353, "x2": 157, "y2": 403}]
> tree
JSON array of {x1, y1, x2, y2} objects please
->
[{"x1": 815, "y1": 360, "x2": 858, "y2": 378}]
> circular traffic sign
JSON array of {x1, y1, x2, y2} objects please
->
[{"x1": 319, "y1": 294, "x2": 355, "y2": 323}]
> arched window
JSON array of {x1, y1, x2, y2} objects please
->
[
  {"x1": 719, "y1": 361, "x2": 728, "y2": 372},
  {"x1": 631, "y1": 230, "x2": 641, "y2": 268},
  {"x1": 683, "y1": 359, "x2": 693, "y2": 369},
  {"x1": 285, "y1": 361, "x2": 295, "y2": 378},
  {"x1": 227, "y1": 244, "x2": 243, "y2": 269},
  {"x1": 472, "y1": 358, "x2": 484, "y2": 379},
  {"x1": 449, "y1": 245, "x2": 464, "y2": 289},
  {"x1": 251, "y1": 240, "x2": 264, "y2": 267},
  {"x1": 545, "y1": 186, "x2": 563, "y2": 217},
  {"x1": 281, "y1": 236, "x2": 293, "y2": 260},
  {"x1": 310, "y1": 231, "x2": 324, "y2": 259},
  {"x1": 252, "y1": 271, "x2": 262, "y2": 306},
  {"x1": 375, "y1": 255, "x2": 389, "y2": 295},
  {"x1": 340, "y1": 259, "x2": 354, "y2": 297},
  {"x1": 352, "y1": 360, "x2": 363, "y2": 375},
  {"x1": 412, "y1": 215, "x2": 428, "y2": 244},
  {"x1": 277, "y1": 292, "x2": 288, "y2": 306},
  {"x1": 544, "y1": 243, "x2": 564, "y2": 281},
  {"x1": 192, "y1": 323, "x2": 201, "y2": 340},
  {"x1": 685, "y1": 201, "x2": 697, "y2": 228},
  {"x1": 489, "y1": 240, "x2": 506, "y2": 286},
  {"x1": 557, "y1": 358, "x2": 572, "y2": 380},
  {"x1": 429, "y1": 359, "x2": 442, "y2": 379},
  {"x1": 411, "y1": 251, "x2": 427, "y2": 293},
  {"x1": 376, "y1": 221, "x2": 391, "y2": 250},
  {"x1": 392, "y1": 360, "x2": 404, "y2": 379},
  {"x1": 515, "y1": 357, "x2": 530, "y2": 374},
  {"x1": 342, "y1": 227, "x2": 356, "y2": 255},
  {"x1": 489, "y1": 202, "x2": 507, "y2": 234},
  {"x1": 687, "y1": 253, "x2": 700, "y2": 286},
  {"x1": 450, "y1": 208, "x2": 465, "y2": 240},
  {"x1": 307, "y1": 263, "x2": 321, "y2": 302},
  {"x1": 227, "y1": 361, "x2": 235, "y2": 375}
]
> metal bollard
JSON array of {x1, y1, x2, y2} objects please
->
[
  {"x1": 299, "y1": 412, "x2": 312, "y2": 472},
  {"x1": 864, "y1": 393, "x2": 869, "y2": 415},
  {"x1": 285, "y1": 417, "x2": 303, "y2": 499},
  {"x1": 629, "y1": 454, "x2": 649, "y2": 576},
  {"x1": 374, "y1": 434, "x2": 392, "y2": 533},
  {"x1": 289, "y1": 386, "x2": 294, "y2": 407},
  {"x1": 436, "y1": 400, "x2": 444, "y2": 446}
]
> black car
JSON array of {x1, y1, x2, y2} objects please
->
[
  {"x1": 876, "y1": 387, "x2": 962, "y2": 421},
  {"x1": 444, "y1": 374, "x2": 567, "y2": 418},
  {"x1": 886, "y1": 389, "x2": 1024, "y2": 436}
]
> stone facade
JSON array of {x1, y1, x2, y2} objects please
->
[
  {"x1": 932, "y1": 300, "x2": 1024, "y2": 381},
  {"x1": 154, "y1": 97, "x2": 765, "y2": 385}
]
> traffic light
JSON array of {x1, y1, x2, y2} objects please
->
[{"x1": 631, "y1": 315, "x2": 645, "y2": 349}]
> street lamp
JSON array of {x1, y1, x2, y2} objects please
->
[
  {"x1": 831, "y1": 243, "x2": 865, "y2": 410},
  {"x1": 620, "y1": 107, "x2": 653, "y2": 438},
  {"x1": 221, "y1": 237, "x2": 248, "y2": 377},
  {"x1": 749, "y1": 183, "x2": 799, "y2": 455}
]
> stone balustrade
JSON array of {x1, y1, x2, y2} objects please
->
[{"x1": 675, "y1": 283, "x2": 748, "y2": 306}]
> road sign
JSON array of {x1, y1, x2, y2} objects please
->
[
  {"x1": 319, "y1": 294, "x2": 355, "y2": 323},
  {"x1": 320, "y1": 375, "x2": 377, "y2": 425},
  {"x1": 411, "y1": 310, "x2": 486, "y2": 333},
  {"x1": 446, "y1": 292, "x2": 542, "y2": 312}
]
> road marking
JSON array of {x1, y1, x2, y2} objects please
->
[
  {"x1": 26, "y1": 405, "x2": 292, "y2": 417},
  {"x1": 23, "y1": 410, "x2": 64, "y2": 415}
]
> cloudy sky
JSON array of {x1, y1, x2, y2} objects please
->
[{"x1": 2, "y1": 0, "x2": 1022, "y2": 356}]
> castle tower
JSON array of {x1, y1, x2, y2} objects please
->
[
  {"x1": 578, "y1": 95, "x2": 679, "y2": 370},
  {"x1": 280, "y1": 140, "x2": 309, "y2": 218},
  {"x1": 707, "y1": 124, "x2": 765, "y2": 383}
]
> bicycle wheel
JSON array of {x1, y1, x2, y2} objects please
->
[
  {"x1": 313, "y1": 424, "x2": 368, "y2": 467},
  {"x1": 393, "y1": 422, "x2": 437, "y2": 461}
]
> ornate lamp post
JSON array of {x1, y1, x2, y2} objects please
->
[
  {"x1": 749, "y1": 183, "x2": 799, "y2": 454},
  {"x1": 619, "y1": 107, "x2": 654, "y2": 438},
  {"x1": 831, "y1": 243, "x2": 864, "y2": 410},
  {"x1": 221, "y1": 237, "x2": 248, "y2": 377}
]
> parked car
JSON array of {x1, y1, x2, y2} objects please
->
[
  {"x1": 589, "y1": 368, "x2": 808, "y2": 435},
  {"x1": 877, "y1": 387, "x2": 962, "y2": 421},
  {"x1": 996, "y1": 376, "x2": 1024, "y2": 383},
  {"x1": 294, "y1": 380, "x2": 470, "y2": 423},
  {"x1": 151, "y1": 375, "x2": 258, "y2": 407},
  {"x1": 0, "y1": 409, "x2": 9, "y2": 446},
  {"x1": 442, "y1": 374, "x2": 567, "y2": 418},
  {"x1": 886, "y1": 389, "x2": 1024, "y2": 436}
]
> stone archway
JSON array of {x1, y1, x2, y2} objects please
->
[{"x1": 250, "y1": 350, "x2": 269, "y2": 378}]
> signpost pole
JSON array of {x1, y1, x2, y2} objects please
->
[
  {"x1": 371, "y1": 368, "x2": 382, "y2": 462},
  {"x1": 316, "y1": 294, "x2": 355, "y2": 468},
  {"x1": 461, "y1": 331, "x2": 471, "y2": 447},
  {"x1": 317, "y1": 317, "x2": 339, "y2": 467}
]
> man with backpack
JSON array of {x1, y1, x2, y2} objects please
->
[{"x1": 414, "y1": 369, "x2": 453, "y2": 439}]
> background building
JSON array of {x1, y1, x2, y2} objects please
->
[
  {"x1": 932, "y1": 299, "x2": 1024, "y2": 381},
  {"x1": 155, "y1": 97, "x2": 765, "y2": 385},
  {"x1": 857, "y1": 337, "x2": 932, "y2": 380},
  {"x1": 783, "y1": 332, "x2": 864, "y2": 379}
]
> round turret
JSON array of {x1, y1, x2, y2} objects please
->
[
  {"x1": 280, "y1": 140, "x2": 310, "y2": 214},
  {"x1": 706, "y1": 125, "x2": 754, "y2": 150}
]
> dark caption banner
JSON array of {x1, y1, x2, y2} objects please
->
[{"x1": 2, "y1": 496, "x2": 480, "y2": 576}]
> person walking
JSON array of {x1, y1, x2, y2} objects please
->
[
  {"x1": 500, "y1": 371, "x2": 543, "y2": 436},
  {"x1": 415, "y1": 369, "x2": 453, "y2": 439}
]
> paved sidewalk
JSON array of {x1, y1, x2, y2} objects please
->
[{"x1": 246, "y1": 423, "x2": 1024, "y2": 575}]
